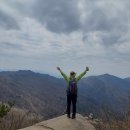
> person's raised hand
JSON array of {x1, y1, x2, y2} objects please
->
[
  {"x1": 57, "y1": 67, "x2": 61, "y2": 71},
  {"x1": 86, "y1": 66, "x2": 89, "y2": 71}
]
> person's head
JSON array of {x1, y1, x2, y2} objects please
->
[{"x1": 70, "y1": 71, "x2": 76, "y2": 78}]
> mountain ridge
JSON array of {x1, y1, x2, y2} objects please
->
[
  {"x1": 0, "y1": 70, "x2": 130, "y2": 119},
  {"x1": 0, "y1": 70, "x2": 129, "y2": 79},
  {"x1": 124, "y1": 77, "x2": 130, "y2": 82}
]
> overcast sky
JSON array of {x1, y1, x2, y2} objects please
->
[{"x1": 0, "y1": 0, "x2": 130, "y2": 78}]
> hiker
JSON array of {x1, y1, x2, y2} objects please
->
[{"x1": 57, "y1": 67, "x2": 89, "y2": 119}]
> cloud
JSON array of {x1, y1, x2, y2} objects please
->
[
  {"x1": 30, "y1": 0, "x2": 81, "y2": 33},
  {"x1": 0, "y1": 0, "x2": 130, "y2": 77},
  {"x1": 0, "y1": 10, "x2": 19, "y2": 29},
  {"x1": 29, "y1": 0, "x2": 130, "y2": 51}
]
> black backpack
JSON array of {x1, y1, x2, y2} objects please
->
[{"x1": 67, "y1": 78, "x2": 77, "y2": 95}]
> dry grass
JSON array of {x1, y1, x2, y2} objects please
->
[
  {"x1": 0, "y1": 108, "x2": 41, "y2": 130},
  {"x1": 95, "y1": 107, "x2": 130, "y2": 130}
]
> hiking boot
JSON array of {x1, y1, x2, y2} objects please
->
[{"x1": 72, "y1": 115, "x2": 76, "y2": 119}]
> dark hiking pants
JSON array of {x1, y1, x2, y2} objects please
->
[{"x1": 67, "y1": 94, "x2": 77, "y2": 117}]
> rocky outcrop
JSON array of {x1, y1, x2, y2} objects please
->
[{"x1": 19, "y1": 114, "x2": 96, "y2": 130}]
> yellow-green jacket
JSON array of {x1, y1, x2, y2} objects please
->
[{"x1": 59, "y1": 70, "x2": 87, "y2": 85}]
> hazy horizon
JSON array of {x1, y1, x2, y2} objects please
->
[
  {"x1": 0, "y1": 0, "x2": 130, "y2": 78},
  {"x1": 0, "y1": 68, "x2": 129, "y2": 79}
]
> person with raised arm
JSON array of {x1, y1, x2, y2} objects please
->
[{"x1": 57, "y1": 66, "x2": 89, "y2": 119}]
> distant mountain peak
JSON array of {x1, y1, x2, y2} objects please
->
[
  {"x1": 17, "y1": 70, "x2": 34, "y2": 74},
  {"x1": 102, "y1": 73, "x2": 111, "y2": 76},
  {"x1": 99, "y1": 73, "x2": 115, "y2": 77},
  {"x1": 98, "y1": 73, "x2": 123, "y2": 80},
  {"x1": 18, "y1": 70, "x2": 33, "y2": 72}
]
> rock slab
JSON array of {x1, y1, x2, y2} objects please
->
[{"x1": 19, "y1": 114, "x2": 96, "y2": 130}]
